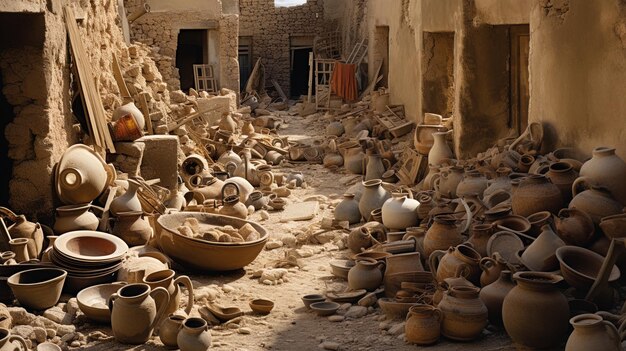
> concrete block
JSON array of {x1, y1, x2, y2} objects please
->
[{"x1": 137, "y1": 135, "x2": 179, "y2": 190}]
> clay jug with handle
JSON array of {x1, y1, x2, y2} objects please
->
[
  {"x1": 565, "y1": 313, "x2": 621, "y2": 351},
  {"x1": 0, "y1": 327, "x2": 28, "y2": 351},
  {"x1": 143, "y1": 269, "x2": 194, "y2": 317}
]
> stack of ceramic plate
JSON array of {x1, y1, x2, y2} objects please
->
[{"x1": 49, "y1": 231, "x2": 128, "y2": 292}]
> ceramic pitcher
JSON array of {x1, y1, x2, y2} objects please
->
[
  {"x1": 177, "y1": 317, "x2": 212, "y2": 351},
  {"x1": 565, "y1": 313, "x2": 621, "y2": 351},
  {"x1": 110, "y1": 179, "x2": 142, "y2": 215},
  {"x1": 143, "y1": 269, "x2": 194, "y2": 316},
  {"x1": 0, "y1": 328, "x2": 27, "y2": 351}
]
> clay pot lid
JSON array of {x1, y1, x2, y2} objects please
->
[{"x1": 486, "y1": 231, "x2": 524, "y2": 265}]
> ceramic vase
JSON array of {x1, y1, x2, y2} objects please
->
[
  {"x1": 111, "y1": 211, "x2": 152, "y2": 247},
  {"x1": 363, "y1": 153, "x2": 389, "y2": 181},
  {"x1": 347, "y1": 227, "x2": 373, "y2": 254},
  {"x1": 428, "y1": 132, "x2": 454, "y2": 166},
  {"x1": 219, "y1": 195, "x2": 248, "y2": 219},
  {"x1": 423, "y1": 215, "x2": 462, "y2": 258},
  {"x1": 434, "y1": 166, "x2": 464, "y2": 199},
  {"x1": 555, "y1": 208, "x2": 595, "y2": 246},
  {"x1": 520, "y1": 224, "x2": 566, "y2": 271},
  {"x1": 438, "y1": 286, "x2": 487, "y2": 341},
  {"x1": 381, "y1": 192, "x2": 420, "y2": 230},
  {"x1": 546, "y1": 161, "x2": 578, "y2": 203},
  {"x1": 348, "y1": 257, "x2": 384, "y2": 291},
  {"x1": 177, "y1": 317, "x2": 212, "y2": 351},
  {"x1": 569, "y1": 183, "x2": 623, "y2": 224},
  {"x1": 143, "y1": 269, "x2": 194, "y2": 317},
  {"x1": 479, "y1": 252, "x2": 510, "y2": 287},
  {"x1": 0, "y1": 207, "x2": 43, "y2": 259},
  {"x1": 405, "y1": 304, "x2": 442, "y2": 345},
  {"x1": 218, "y1": 113, "x2": 237, "y2": 133},
  {"x1": 456, "y1": 171, "x2": 489, "y2": 199},
  {"x1": 578, "y1": 147, "x2": 626, "y2": 205},
  {"x1": 358, "y1": 179, "x2": 391, "y2": 221},
  {"x1": 53, "y1": 203, "x2": 99, "y2": 234},
  {"x1": 511, "y1": 175, "x2": 563, "y2": 216},
  {"x1": 110, "y1": 179, "x2": 142, "y2": 215},
  {"x1": 565, "y1": 313, "x2": 621, "y2": 351},
  {"x1": 430, "y1": 244, "x2": 482, "y2": 286},
  {"x1": 334, "y1": 193, "x2": 361, "y2": 224},
  {"x1": 343, "y1": 146, "x2": 365, "y2": 174},
  {"x1": 467, "y1": 223, "x2": 495, "y2": 258},
  {"x1": 159, "y1": 313, "x2": 185, "y2": 349},
  {"x1": 113, "y1": 102, "x2": 145, "y2": 130},
  {"x1": 479, "y1": 270, "x2": 515, "y2": 326},
  {"x1": 56, "y1": 144, "x2": 111, "y2": 205}
]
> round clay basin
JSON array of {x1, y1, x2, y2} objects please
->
[
  {"x1": 310, "y1": 301, "x2": 339, "y2": 316},
  {"x1": 8, "y1": 268, "x2": 67, "y2": 310},
  {"x1": 249, "y1": 299, "x2": 274, "y2": 314},
  {"x1": 556, "y1": 246, "x2": 620, "y2": 290},
  {"x1": 157, "y1": 212, "x2": 268, "y2": 271},
  {"x1": 329, "y1": 260, "x2": 355, "y2": 279},
  {"x1": 54, "y1": 231, "x2": 128, "y2": 262},
  {"x1": 302, "y1": 294, "x2": 325, "y2": 308},
  {"x1": 76, "y1": 283, "x2": 125, "y2": 323}
]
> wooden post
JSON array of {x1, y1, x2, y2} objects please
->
[{"x1": 307, "y1": 52, "x2": 313, "y2": 103}]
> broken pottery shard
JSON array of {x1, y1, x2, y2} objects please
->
[{"x1": 280, "y1": 201, "x2": 319, "y2": 222}]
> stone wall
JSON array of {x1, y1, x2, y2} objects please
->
[{"x1": 239, "y1": 0, "x2": 326, "y2": 96}]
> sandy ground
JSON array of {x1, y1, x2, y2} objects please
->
[{"x1": 77, "y1": 110, "x2": 518, "y2": 351}]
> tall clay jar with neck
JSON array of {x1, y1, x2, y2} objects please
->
[{"x1": 358, "y1": 179, "x2": 391, "y2": 221}]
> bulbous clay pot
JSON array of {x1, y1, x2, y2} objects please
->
[
  {"x1": 358, "y1": 179, "x2": 391, "y2": 221},
  {"x1": 108, "y1": 283, "x2": 170, "y2": 344},
  {"x1": 520, "y1": 224, "x2": 566, "y2": 271},
  {"x1": 113, "y1": 102, "x2": 145, "y2": 130},
  {"x1": 502, "y1": 272, "x2": 569, "y2": 349},
  {"x1": 110, "y1": 179, "x2": 142, "y2": 215},
  {"x1": 428, "y1": 132, "x2": 454, "y2": 166},
  {"x1": 569, "y1": 183, "x2": 623, "y2": 224},
  {"x1": 526, "y1": 211, "x2": 553, "y2": 237},
  {"x1": 53, "y1": 203, "x2": 99, "y2": 234},
  {"x1": 143, "y1": 269, "x2": 194, "y2": 317},
  {"x1": 467, "y1": 223, "x2": 495, "y2": 257},
  {"x1": 434, "y1": 166, "x2": 464, "y2": 199},
  {"x1": 347, "y1": 227, "x2": 373, "y2": 254},
  {"x1": 241, "y1": 120, "x2": 255, "y2": 135},
  {"x1": 323, "y1": 152, "x2": 343, "y2": 168},
  {"x1": 8, "y1": 239, "x2": 29, "y2": 263},
  {"x1": 511, "y1": 175, "x2": 564, "y2": 216},
  {"x1": 430, "y1": 244, "x2": 481, "y2": 286},
  {"x1": 245, "y1": 191, "x2": 269, "y2": 211},
  {"x1": 223, "y1": 177, "x2": 254, "y2": 203},
  {"x1": 188, "y1": 176, "x2": 224, "y2": 201},
  {"x1": 405, "y1": 304, "x2": 442, "y2": 345},
  {"x1": 381, "y1": 192, "x2": 420, "y2": 230},
  {"x1": 347, "y1": 257, "x2": 384, "y2": 291},
  {"x1": 555, "y1": 208, "x2": 595, "y2": 246},
  {"x1": 334, "y1": 193, "x2": 361, "y2": 224},
  {"x1": 423, "y1": 215, "x2": 462, "y2": 259},
  {"x1": 456, "y1": 171, "x2": 489, "y2": 199},
  {"x1": 344, "y1": 147, "x2": 365, "y2": 174},
  {"x1": 111, "y1": 211, "x2": 152, "y2": 247},
  {"x1": 432, "y1": 271, "x2": 475, "y2": 306},
  {"x1": 56, "y1": 144, "x2": 111, "y2": 205},
  {"x1": 438, "y1": 286, "x2": 487, "y2": 341},
  {"x1": 479, "y1": 252, "x2": 511, "y2": 287},
  {"x1": 421, "y1": 165, "x2": 441, "y2": 191},
  {"x1": 177, "y1": 317, "x2": 212, "y2": 351},
  {"x1": 546, "y1": 161, "x2": 578, "y2": 203},
  {"x1": 159, "y1": 313, "x2": 185, "y2": 349},
  {"x1": 578, "y1": 147, "x2": 626, "y2": 205},
  {"x1": 565, "y1": 313, "x2": 621, "y2": 351},
  {"x1": 219, "y1": 195, "x2": 248, "y2": 219},
  {"x1": 414, "y1": 124, "x2": 448, "y2": 155},
  {"x1": 218, "y1": 113, "x2": 237, "y2": 133},
  {"x1": 479, "y1": 270, "x2": 515, "y2": 326},
  {"x1": 326, "y1": 121, "x2": 345, "y2": 136},
  {"x1": 363, "y1": 153, "x2": 390, "y2": 181},
  {"x1": 0, "y1": 207, "x2": 43, "y2": 259}
]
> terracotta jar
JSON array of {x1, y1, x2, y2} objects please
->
[
  {"x1": 347, "y1": 227, "x2": 373, "y2": 254},
  {"x1": 565, "y1": 313, "x2": 621, "y2": 351},
  {"x1": 578, "y1": 147, "x2": 626, "y2": 205},
  {"x1": 502, "y1": 272, "x2": 569, "y2": 349},
  {"x1": 111, "y1": 211, "x2": 152, "y2": 247},
  {"x1": 381, "y1": 192, "x2": 420, "y2": 230},
  {"x1": 110, "y1": 179, "x2": 142, "y2": 215},
  {"x1": 511, "y1": 175, "x2": 564, "y2": 216},
  {"x1": 432, "y1": 269, "x2": 475, "y2": 306},
  {"x1": 241, "y1": 120, "x2": 255, "y2": 135},
  {"x1": 245, "y1": 191, "x2": 269, "y2": 211},
  {"x1": 414, "y1": 124, "x2": 448, "y2": 155},
  {"x1": 546, "y1": 161, "x2": 578, "y2": 203},
  {"x1": 8, "y1": 239, "x2": 29, "y2": 263},
  {"x1": 479, "y1": 270, "x2": 515, "y2": 326},
  {"x1": 438, "y1": 286, "x2": 487, "y2": 341},
  {"x1": 569, "y1": 184, "x2": 623, "y2": 224},
  {"x1": 428, "y1": 132, "x2": 454, "y2": 166},
  {"x1": 430, "y1": 244, "x2": 481, "y2": 286},
  {"x1": 344, "y1": 146, "x2": 366, "y2": 174},
  {"x1": 334, "y1": 193, "x2": 361, "y2": 224},
  {"x1": 234, "y1": 148, "x2": 259, "y2": 186},
  {"x1": 526, "y1": 211, "x2": 553, "y2": 237},
  {"x1": 348, "y1": 257, "x2": 384, "y2": 291},
  {"x1": 423, "y1": 215, "x2": 463, "y2": 258},
  {"x1": 363, "y1": 153, "x2": 390, "y2": 181},
  {"x1": 456, "y1": 171, "x2": 489, "y2": 199},
  {"x1": 405, "y1": 304, "x2": 442, "y2": 345},
  {"x1": 108, "y1": 283, "x2": 170, "y2": 344},
  {"x1": 159, "y1": 313, "x2": 185, "y2": 349},
  {"x1": 467, "y1": 223, "x2": 495, "y2": 257},
  {"x1": 0, "y1": 328, "x2": 28, "y2": 351},
  {"x1": 555, "y1": 208, "x2": 595, "y2": 246},
  {"x1": 358, "y1": 179, "x2": 391, "y2": 221},
  {"x1": 483, "y1": 167, "x2": 512, "y2": 200},
  {"x1": 520, "y1": 224, "x2": 566, "y2": 271},
  {"x1": 143, "y1": 269, "x2": 194, "y2": 317},
  {"x1": 218, "y1": 195, "x2": 248, "y2": 219},
  {"x1": 188, "y1": 176, "x2": 224, "y2": 201},
  {"x1": 479, "y1": 252, "x2": 511, "y2": 287},
  {"x1": 53, "y1": 203, "x2": 99, "y2": 234},
  {"x1": 0, "y1": 207, "x2": 43, "y2": 259},
  {"x1": 434, "y1": 166, "x2": 464, "y2": 199},
  {"x1": 517, "y1": 154, "x2": 535, "y2": 173},
  {"x1": 178, "y1": 317, "x2": 212, "y2": 351}
]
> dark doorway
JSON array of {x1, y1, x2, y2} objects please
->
[
  {"x1": 422, "y1": 32, "x2": 455, "y2": 119},
  {"x1": 0, "y1": 71, "x2": 14, "y2": 206},
  {"x1": 290, "y1": 48, "x2": 312, "y2": 98},
  {"x1": 239, "y1": 36, "x2": 252, "y2": 92},
  {"x1": 176, "y1": 29, "x2": 206, "y2": 92},
  {"x1": 510, "y1": 25, "x2": 530, "y2": 135}
]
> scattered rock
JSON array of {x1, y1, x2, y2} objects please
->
[
  {"x1": 33, "y1": 327, "x2": 47, "y2": 343},
  {"x1": 259, "y1": 210, "x2": 270, "y2": 220},
  {"x1": 12, "y1": 325, "x2": 34, "y2": 339},
  {"x1": 8, "y1": 307, "x2": 36, "y2": 325},
  {"x1": 238, "y1": 327, "x2": 251, "y2": 334},
  {"x1": 328, "y1": 315, "x2": 345, "y2": 322},
  {"x1": 43, "y1": 306, "x2": 72, "y2": 325},
  {"x1": 344, "y1": 306, "x2": 368, "y2": 319},
  {"x1": 265, "y1": 240, "x2": 283, "y2": 250},
  {"x1": 388, "y1": 322, "x2": 405, "y2": 336},
  {"x1": 222, "y1": 284, "x2": 236, "y2": 294},
  {"x1": 319, "y1": 341, "x2": 341, "y2": 350}
]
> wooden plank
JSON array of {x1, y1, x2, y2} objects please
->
[
  {"x1": 111, "y1": 53, "x2": 131, "y2": 100},
  {"x1": 138, "y1": 92, "x2": 152, "y2": 135},
  {"x1": 271, "y1": 79, "x2": 288, "y2": 102},
  {"x1": 360, "y1": 60, "x2": 383, "y2": 99},
  {"x1": 307, "y1": 52, "x2": 313, "y2": 103}
]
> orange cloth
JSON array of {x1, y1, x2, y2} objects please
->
[{"x1": 331, "y1": 62, "x2": 358, "y2": 101}]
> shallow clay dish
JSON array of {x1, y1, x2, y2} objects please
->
[
  {"x1": 302, "y1": 294, "x2": 326, "y2": 308},
  {"x1": 157, "y1": 212, "x2": 269, "y2": 271},
  {"x1": 486, "y1": 231, "x2": 524, "y2": 265},
  {"x1": 556, "y1": 246, "x2": 620, "y2": 289},
  {"x1": 54, "y1": 231, "x2": 128, "y2": 262},
  {"x1": 76, "y1": 282, "x2": 126, "y2": 323},
  {"x1": 326, "y1": 289, "x2": 367, "y2": 303},
  {"x1": 203, "y1": 304, "x2": 244, "y2": 322},
  {"x1": 310, "y1": 301, "x2": 340, "y2": 316},
  {"x1": 8, "y1": 268, "x2": 67, "y2": 310},
  {"x1": 249, "y1": 299, "x2": 274, "y2": 314},
  {"x1": 329, "y1": 260, "x2": 355, "y2": 279}
]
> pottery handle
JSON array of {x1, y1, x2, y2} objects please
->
[
  {"x1": 0, "y1": 207, "x2": 18, "y2": 222},
  {"x1": 433, "y1": 176, "x2": 441, "y2": 194},
  {"x1": 571, "y1": 177, "x2": 589, "y2": 198},
  {"x1": 149, "y1": 287, "x2": 171, "y2": 331},
  {"x1": 8, "y1": 335, "x2": 28, "y2": 351},
  {"x1": 432, "y1": 308, "x2": 443, "y2": 323},
  {"x1": 221, "y1": 182, "x2": 240, "y2": 201},
  {"x1": 428, "y1": 250, "x2": 446, "y2": 281},
  {"x1": 174, "y1": 275, "x2": 195, "y2": 315},
  {"x1": 107, "y1": 292, "x2": 119, "y2": 312},
  {"x1": 603, "y1": 320, "x2": 621, "y2": 345},
  {"x1": 376, "y1": 261, "x2": 386, "y2": 272},
  {"x1": 382, "y1": 159, "x2": 391, "y2": 171},
  {"x1": 479, "y1": 257, "x2": 495, "y2": 272}
]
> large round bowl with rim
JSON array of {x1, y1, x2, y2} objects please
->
[
  {"x1": 556, "y1": 246, "x2": 620, "y2": 290},
  {"x1": 157, "y1": 212, "x2": 269, "y2": 271},
  {"x1": 54, "y1": 231, "x2": 128, "y2": 263},
  {"x1": 76, "y1": 282, "x2": 126, "y2": 323},
  {"x1": 8, "y1": 268, "x2": 67, "y2": 310}
]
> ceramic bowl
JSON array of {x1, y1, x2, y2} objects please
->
[
  {"x1": 249, "y1": 299, "x2": 274, "y2": 315},
  {"x1": 157, "y1": 212, "x2": 269, "y2": 271},
  {"x1": 493, "y1": 215, "x2": 532, "y2": 233},
  {"x1": 8, "y1": 268, "x2": 67, "y2": 310},
  {"x1": 556, "y1": 246, "x2": 620, "y2": 289},
  {"x1": 76, "y1": 282, "x2": 126, "y2": 323},
  {"x1": 325, "y1": 289, "x2": 367, "y2": 303},
  {"x1": 329, "y1": 260, "x2": 355, "y2": 279},
  {"x1": 302, "y1": 294, "x2": 326, "y2": 309},
  {"x1": 37, "y1": 342, "x2": 62, "y2": 351},
  {"x1": 53, "y1": 231, "x2": 128, "y2": 262},
  {"x1": 310, "y1": 301, "x2": 340, "y2": 316}
]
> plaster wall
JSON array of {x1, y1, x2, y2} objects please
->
[
  {"x1": 474, "y1": 0, "x2": 531, "y2": 25},
  {"x1": 529, "y1": 0, "x2": 626, "y2": 159},
  {"x1": 146, "y1": 0, "x2": 221, "y2": 14},
  {"x1": 0, "y1": 0, "x2": 46, "y2": 12},
  {"x1": 421, "y1": 0, "x2": 460, "y2": 32}
]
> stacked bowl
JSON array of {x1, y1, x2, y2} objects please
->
[{"x1": 49, "y1": 231, "x2": 128, "y2": 292}]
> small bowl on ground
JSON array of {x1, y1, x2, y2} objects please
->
[
  {"x1": 7, "y1": 268, "x2": 67, "y2": 310},
  {"x1": 302, "y1": 294, "x2": 325, "y2": 309},
  {"x1": 310, "y1": 301, "x2": 340, "y2": 316},
  {"x1": 250, "y1": 299, "x2": 274, "y2": 314},
  {"x1": 76, "y1": 282, "x2": 126, "y2": 323}
]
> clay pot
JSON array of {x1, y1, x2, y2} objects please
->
[
  {"x1": 234, "y1": 148, "x2": 259, "y2": 186},
  {"x1": 223, "y1": 177, "x2": 254, "y2": 203},
  {"x1": 493, "y1": 214, "x2": 531, "y2": 234},
  {"x1": 111, "y1": 211, "x2": 152, "y2": 247},
  {"x1": 347, "y1": 257, "x2": 384, "y2": 291},
  {"x1": 467, "y1": 223, "x2": 495, "y2": 257},
  {"x1": 555, "y1": 208, "x2": 595, "y2": 246},
  {"x1": 110, "y1": 179, "x2": 142, "y2": 215},
  {"x1": 565, "y1": 313, "x2": 621, "y2": 351},
  {"x1": 8, "y1": 268, "x2": 67, "y2": 310},
  {"x1": 578, "y1": 147, "x2": 626, "y2": 205},
  {"x1": 456, "y1": 171, "x2": 489, "y2": 199},
  {"x1": 217, "y1": 148, "x2": 242, "y2": 169},
  {"x1": 0, "y1": 207, "x2": 44, "y2": 259},
  {"x1": 479, "y1": 252, "x2": 511, "y2": 287},
  {"x1": 502, "y1": 272, "x2": 569, "y2": 349},
  {"x1": 438, "y1": 286, "x2": 487, "y2": 341},
  {"x1": 546, "y1": 161, "x2": 578, "y2": 203},
  {"x1": 405, "y1": 304, "x2": 442, "y2": 345},
  {"x1": 219, "y1": 195, "x2": 248, "y2": 219},
  {"x1": 569, "y1": 183, "x2": 623, "y2": 224},
  {"x1": 405, "y1": 226, "x2": 427, "y2": 258},
  {"x1": 113, "y1": 102, "x2": 145, "y2": 130},
  {"x1": 381, "y1": 192, "x2": 420, "y2": 230},
  {"x1": 56, "y1": 144, "x2": 111, "y2": 205},
  {"x1": 526, "y1": 211, "x2": 553, "y2": 237},
  {"x1": 326, "y1": 121, "x2": 345, "y2": 136},
  {"x1": 343, "y1": 146, "x2": 365, "y2": 174},
  {"x1": 347, "y1": 227, "x2": 374, "y2": 254},
  {"x1": 53, "y1": 203, "x2": 99, "y2": 234},
  {"x1": 520, "y1": 224, "x2": 565, "y2": 271},
  {"x1": 430, "y1": 244, "x2": 481, "y2": 286},
  {"x1": 188, "y1": 176, "x2": 225, "y2": 201},
  {"x1": 0, "y1": 328, "x2": 28, "y2": 351},
  {"x1": 245, "y1": 191, "x2": 268, "y2": 211},
  {"x1": 8, "y1": 238, "x2": 28, "y2": 263},
  {"x1": 434, "y1": 166, "x2": 464, "y2": 199},
  {"x1": 421, "y1": 165, "x2": 440, "y2": 191},
  {"x1": 517, "y1": 154, "x2": 535, "y2": 173},
  {"x1": 241, "y1": 120, "x2": 255, "y2": 135},
  {"x1": 218, "y1": 113, "x2": 237, "y2": 133},
  {"x1": 143, "y1": 269, "x2": 194, "y2": 317},
  {"x1": 423, "y1": 215, "x2": 463, "y2": 258},
  {"x1": 479, "y1": 270, "x2": 515, "y2": 326},
  {"x1": 358, "y1": 179, "x2": 391, "y2": 221},
  {"x1": 555, "y1": 246, "x2": 620, "y2": 291},
  {"x1": 177, "y1": 317, "x2": 212, "y2": 351},
  {"x1": 363, "y1": 153, "x2": 390, "y2": 181},
  {"x1": 432, "y1": 270, "x2": 475, "y2": 306},
  {"x1": 334, "y1": 193, "x2": 361, "y2": 224},
  {"x1": 428, "y1": 132, "x2": 454, "y2": 166},
  {"x1": 159, "y1": 313, "x2": 185, "y2": 349},
  {"x1": 109, "y1": 283, "x2": 170, "y2": 344},
  {"x1": 414, "y1": 124, "x2": 448, "y2": 155},
  {"x1": 511, "y1": 175, "x2": 564, "y2": 216},
  {"x1": 385, "y1": 252, "x2": 424, "y2": 276},
  {"x1": 323, "y1": 152, "x2": 343, "y2": 168}
]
